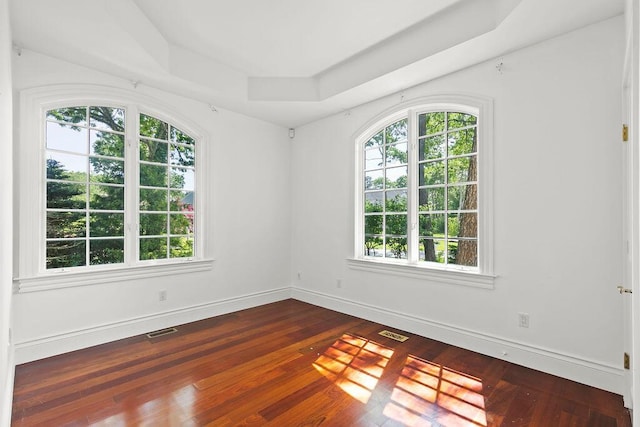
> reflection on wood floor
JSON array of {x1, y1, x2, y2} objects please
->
[{"x1": 11, "y1": 299, "x2": 631, "y2": 426}]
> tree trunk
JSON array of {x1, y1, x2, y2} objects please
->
[{"x1": 455, "y1": 131, "x2": 478, "y2": 267}]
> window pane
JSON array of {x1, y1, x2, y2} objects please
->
[
  {"x1": 418, "y1": 112, "x2": 445, "y2": 136},
  {"x1": 90, "y1": 184, "x2": 124, "y2": 211},
  {"x1": 170, "y1": 190, "x2": 194, "y2": 212},
  {"x1": 450, "y1": 212, "x2": 477, "y2": 238},
  {"x1": 364, "y1": 236, "x2": 383, "y2": 257},
  {"x1": 47, "y1": 107, "x2": 87, "y2": 126},
  {"x1": 448, "y1": 155, "x2": 476, "y2": 183},
  {"x1": 140, "y1": 139, "x2": 168, "y2": 164},
  {"x1": 46, "y1": 212, "x2": 85, "y2": 238},
  {"x1": 140, "y1": 114, "x2": 168, "y2": 140},
  {"x1": 385, "y1": 119, "x2": 407, "y2": 144},
  {"x1": 419, "y1": 160, "x2": 444, "y2": 185},
  {"x1": 171, "y1": 127, "x2": 195, "y2": 145},
  {"x1": 419, "y1": 135, "x2": 445, "y2": 161},
  {"x1": 90, "y1": 158, "x2": 124, "y2": 184},
  {"x1": 419, "y1": 238, "x2": 445, "y2": 263},
  {"x1": 448, "y1": 215, "x2": 460, "y2": 238},
  {"x1": 46, "y1": 240, "x2": 86, "y2": 269},
  {"x1": 447, "y1": 112, "x2": 477, "y2": 129},
  {"x1": 365, "y1": 192, "x2": 383, "y2": 213},
  {"x1": 170, "y1": 237, "x2": 194, "y2": 258},
  {"x1": 419, "y1": 214, "x2": 445, "y2": 237},
  {"x1": 365, "y1": 170, "x2": 384, "y2": 190},
  {"x1": 91, "y1": 131, "x2": 124, "y2": 158},
  {"x1": 46, "y1": 122, "x2": 87, "y2": 154},
  {"x1": 170, "y1": 143, "x2": 195, "y2": 167},
  {"x1": 365, "y1": 147, "x2": 384, "y2": 170},
  {"x1": 140, "y1": 237, "x2": 168, "y2": 260},
  {"x1": 89, "y1": 107, "x2": 125, "y2": 132},
  {"x1": 365, "y1": 130, "x2": 384, "y2": 148},
  {"x1": 170, "y1": 213, "x2": 194, "y2": 235},
  {"x1": 364, "y1": 214, "x2": 383, "y2": 235},
  {"x1": 47, "y1": 181, "x2": 86, "y2": 209},
  {"x1": 453, "y1": 239, "x2": 478, "y2": 267},
  {"x1": 448, "y1": 128, "x2": 477, "y2": 156},
  {"x1": 385, "y1": 214, "x2": 407, "y2": 236},
  {"x1": 89, "y1": 239, "x2": 124, "y2": 265},
  {"x1": 418, "y1": 187, "x2": 445, "y2": 212},
  {"x1": 46, "y1": 152, "x2": 87, "y2": 178},
  {"x1": 140, "y1": 163, "x2": 168, "y2": 187},
  {"x1": 386, "y1": 237, "x2": 407, "y2": 259},
  {"x1": 385, "y1": 190, "x2": 407, "y2": 212},
  {"x1": 386, "y1": 142, "x2": 407, "y2": 166},
  {"x1": 140, "y1": 188, "x2": 168, "y2": 211},
  {"x1": 386, "y1": 166, "x2": 407, "y2": 189},
  {"x1": 90, "y1": 213, "x2": 124, "y2": 237},
  {"x1": 140, "y1": 213, "x2": 167, "y2": 236},
  {"x1": 448, "y1": 184, "x2": 477, "y2": 211},
  {"x1": 171, "y1": 167, "x2": 195, "y2": 191}
]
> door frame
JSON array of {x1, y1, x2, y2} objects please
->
[{"x1": 624, "y1": 0, "x2": 640, "y2": 420}]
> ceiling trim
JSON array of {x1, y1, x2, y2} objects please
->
[{"x1": 248, "y1": 0, "x2": 522, "y2": 102}]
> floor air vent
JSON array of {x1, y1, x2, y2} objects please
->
[
  {"x1": 378, "y1": 330, "x2": 409, "y2": 342},
  {"x1": 146, "y1": 327, "x2": 178, "y2": 339}
]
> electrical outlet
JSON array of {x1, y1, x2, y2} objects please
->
[
  {"x1": 518, "y1": 313, "x2": 530, "y2": 328},
  {"x1": 337, "y1": 279, "x2": 342, "y2": 288},
  {"x1": 297, "y1": 272, "x2": 302, "y2": 280},
  {"x1": 624, "y1": 352, "x2": 631, "y2": 370},
  {"x1": 159, "y1": 290, "x2": 167, "y2": 302}
]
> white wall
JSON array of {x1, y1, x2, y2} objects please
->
[
  {"x1": 291, "y1": 17, "x2": 625, "y2": 393},
  {"x1": 0, "y1": 0, "x2": 13, "y2": 424},
  {"x1": 11, "y1": 52, "x2": 292, "y2": 363}
]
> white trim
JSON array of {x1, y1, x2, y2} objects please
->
[
  {"x1": 14, "y1": 287, "x2": 291, "y2": 364},
  {"x1": 346, "y1": 258, "x2": 495, "y2": 289},
  {"x1": 17, "y1": 84, "x2": 210, "y2": 285},
  {"x1": 14, "y1": 258, "x2": 214, "y2": 293},
  {"x1": 353, "y1": 94, "x2": 495, "y2": 279},
  {"x1": 0, "y1": 346, "x2": 14, "y2": 427},
  {"x1": 291, "y1": 287, "x2": 624, "y2": 394}
]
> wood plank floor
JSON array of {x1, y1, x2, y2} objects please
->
[{"x1": 11, "y1": 299, "x2": 631, "y2": 426}]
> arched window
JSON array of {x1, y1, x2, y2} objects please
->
[
  {"x1": 16, "y1": 85, "x2": 211, "y2": 291},
  {"x1": 353, "y1": 96, "x2": 494, "y2": 286}
]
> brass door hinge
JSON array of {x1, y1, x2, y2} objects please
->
[
  {"x1": 623, "y1": 124, "x2": 629, "y2": 142},
  {"x1": 624, "y1": 352, "x2": 630, "y2": 370}
]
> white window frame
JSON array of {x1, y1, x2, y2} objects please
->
[
  {"x1": 349, "y1": 95, "x2": 495, "y2": 288},
  {"x1": 15, "y1": 85, "x2": 213, "y2": 292}
]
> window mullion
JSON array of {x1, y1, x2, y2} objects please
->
[
  {"x1": 124, "y1": 105, "x2": 139, "y2": 265},
  {"x1": 407, "y1": 111, "x2": 418, "y2": 264},
  {"x1": 84, "y1": 107, "x2": 91, "y2": 266}
]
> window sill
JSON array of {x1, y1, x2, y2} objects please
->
[
  {"x1": 14, "y1": 259, "x2": 215, "y2": 293},
  {"x1": 346, "y1": 258, "x2": 496, "y2": 289}
]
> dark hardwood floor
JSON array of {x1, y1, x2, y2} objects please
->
[{"x1": 11, "y1": 299, "x2": 631, "y2": 426}]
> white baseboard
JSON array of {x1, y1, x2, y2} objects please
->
[
  {"x1": 14, "y1": 287, "x2": 292, "y2": 365},
  {"x1": 291, "y1": 287, "x2": 625, "y2": 395}
]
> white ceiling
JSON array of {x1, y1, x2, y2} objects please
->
[
  {"x1": 136, "y1": 0, "x2": 461, "y2": 77},
  {"x1": 10, "y1": 0, "x2": 624, "y2": 128}
]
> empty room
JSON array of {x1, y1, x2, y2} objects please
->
[{"x1": 1, "y1": 0, "x2": 639, "y2": 425}]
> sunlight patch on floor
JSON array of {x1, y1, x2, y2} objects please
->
[{"x1": 313, "y1": 333, "x2": 393, "y2": 404}]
